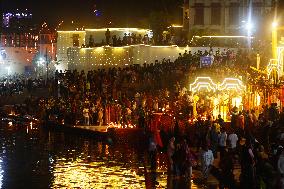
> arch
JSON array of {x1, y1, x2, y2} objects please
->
[
  {"x1": 189, "y1": 77, "x2": 217, "y2": 93},
  {"x1": 218, "y1": 78, "x2": 246, "y2": 91}
]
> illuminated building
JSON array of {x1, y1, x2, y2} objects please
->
[
  {"x1": 183, "y1": 0, "x2": 273, "y2": 35},
  {"x1": 189, "y1": 76, "x2": 246, "y2": 121},
  {"x1": 56, "y1": 28, "x2": 152, "y2": 71},
  {"x1": 2, "y1": 10, "x2": 32, "y2": 28},
  {"x1": 1, "y1": 10, "x2": 37, "y2": 48},
  {"x1": 0, "y1": 10, "x2": 57, "y2": 76},
  {"x1": 56, "y1": 28, "x2": 229, "y2": 71}
]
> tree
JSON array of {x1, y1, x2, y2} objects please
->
[
  {"x1": 149, "y1": 11, "x2": 169, "y2": 45},
  {"x1": 148, "y1": 0, "x2": 184, "y2": 44}
]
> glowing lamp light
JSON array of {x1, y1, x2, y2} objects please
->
[
  {"x1": 272, "y1": 21, "x2": 278, "y2": 28},
  {"x1": 267, "y1": 59, "x2": 281, "y2": 78},
  {"x1": 256, "y1": 94, "x2": 261, "y2": 106},
  {"x1": 232, "y1": 97, "x2": 242, "y2": 108},
  {"x1": 246, "y1": 22, "x2": 253, "y2": 31}
]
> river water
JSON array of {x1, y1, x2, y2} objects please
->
[{"x1": 0, "y1": 123, "x2": 218, "y2": 189}]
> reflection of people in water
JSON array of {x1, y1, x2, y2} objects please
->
[
  {"x1": 167, "y1": 171, "x2": 192, "y2": 189},
  {"x1": 148, "y1": 133, "x2": 158, "y2": 185}
]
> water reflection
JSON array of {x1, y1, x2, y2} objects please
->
[
  {"x1": 51, "y1": 158, "x2": 146, "y2": 188},
  {"x1": 0, "y1": 123, "x2": 216, "y2": 189}
]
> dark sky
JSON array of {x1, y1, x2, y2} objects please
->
[{"x1": 1, "y1": 0, "x2": 183, "y2": 28}]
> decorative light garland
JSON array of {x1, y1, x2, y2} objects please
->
[{"x1": 190, "y1": 77, "x2": 246, "y2": 93}]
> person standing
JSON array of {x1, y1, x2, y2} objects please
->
[
  {"x1": 218, "y1": 128, "x2": 227, "y2": 161},
  {"x1": 148, "y1": 133, "x2": 158, "y2": 170},
  {"x1": 105, "y1": 29, "x2": 111, "y2": 45},
  {"x1": 167, "y1": 137, "x2": 175, "y2": 173},
  {"x1": 240, "y1": 140, "x2": 256, "y2": 189},
  {"x1": 98, "y1": 107, "x2": 103, "y2": 126},
  {"x1": 91, "y1": 104, "x2": 97, "y2": 125},
  {"x1": 228, "y1": 130, "x2": 238, "y2": 154},
  {"x1": 217, "y1": 114, "x2": 225, "y2": 128},
  {"x1": 112, "y1": 35, "x2": 117, "y2": 46},
  {"x1": 83, "y1": 106, "x2": 90, "y2": 125},
  {"x1": 210, "y1": 123, "x2": 219, "y2": 158},
  {"x1": 200, "y1": 145, "x2": 214, "y2": 182}
]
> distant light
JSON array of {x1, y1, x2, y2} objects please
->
[
  {"x1": 168, "y1": 24, "x2": 183, "y2": 28},
  {"x1": 246, "y1": 22, "x2": 253, "y2": 31},
  {"x1": 272, "y1": 21, "x2": 278, "y2": 28}
]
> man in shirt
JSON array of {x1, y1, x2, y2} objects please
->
[
  {"x1": 228, "y1": 130, "x2": 238, "y2": 154},
  {"x1": 200, "y1": 145, "x2": 214, "y2": 182}
]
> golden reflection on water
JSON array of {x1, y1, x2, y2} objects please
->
[
  {"x1": 49, "y1": 141, "x2": 212, "y2": 189},
  {"x1": 51, "y1": 158, "x2": 146, "y2": 189},
  {"x1": 50, "y1": 155, "x2": 202, "y2": 189}
]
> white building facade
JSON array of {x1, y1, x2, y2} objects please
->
[{"x1": 183, "y1": 0, "x2": 274, "y2": 35}]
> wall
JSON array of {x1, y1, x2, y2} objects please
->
[
  {"x1": 186, "y1": 0, "x2": 272, "y2": 34},
  {"x1": 57, "y1": 45, "x2": 231, "y2": 72},
  {"x1": 56, "y1": 29, "x2": 151, "y2": 71},
  {"x1": 56, "y1": 31, "x2": 86, "y2": 71}
]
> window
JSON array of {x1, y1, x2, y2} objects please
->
[
  {"x1": 194, "y1": 3, "x2": 204, "y2": 25},
  {"x1": 253, "y1": 2, "x2": 262, "y2": 18},
  {"x1": 72, "y1": 34, "x2": 80, "y2": 47},
  {"x1": 211, "y1": 3, "x2": 221, "y2": 25},
  {"x1": 229, "y1": 3, "x2": 239, "y2": 25}
]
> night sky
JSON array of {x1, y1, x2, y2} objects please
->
[{"x1": 1, "y1": 0, "x2": 183, "y2": 28}]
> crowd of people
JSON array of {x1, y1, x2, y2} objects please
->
[
  {"x1": 87, "y1": 28, "x2": 190, "y2": 47},
  {"x1": 0, "y1": 75, "x2": 46, "y2": 96},
  {"x1": 146, "y1": 103, "x2": 284, "y2": 188},
  {"x1": 84, "y1": 29, "x2": 152, "y2": 48},
  {"x1": 0, "y1": 46, "x2": 283, "y2": 188}
]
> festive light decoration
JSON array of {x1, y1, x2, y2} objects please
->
[
  {"x1": 57, "y1": 31, "x2": 85, "y2": 33},
  {"x1": 189, "y1": 77, "x2": 246, "y2": 93},
  {"x1": 218, "y1": 78, "x2": 246, "y2": 91},
  {"x1": 267, "y1": 59, "x2": 281, "y2": 78},
  {"x1": 232, "y1": 96, "x2": 242, "y2": 108},
  {"x1": 190, "y1": 77, "x2": 218, "y2": 93},
  {"x1": 267, "y1": 45, "x2": 284, "y2": 79}
]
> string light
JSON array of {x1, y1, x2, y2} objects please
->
[
  {"x1": 190, "y1": 77, "x2": 246, "y2": 93},
  {"x1": 218, "y1": 78, "x2": 246, "y2": 91},
  {"x1": 190, "y1": 77, "x2": 217, "y2": 93}
]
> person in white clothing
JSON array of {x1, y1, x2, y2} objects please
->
[
  {"x1": 83, "y1": 107, "x2": 90, "y2": 125},
  {"x1": 228, "y1": 131, "x2": 238, "y2": 154},
  {"x1": 200, "y1": 145, "x2": 214, "y2": 181}
]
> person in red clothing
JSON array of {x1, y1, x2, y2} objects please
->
[
  {"x1": 238, "y1": 112, "x2": 245, "y2": 135},
  {"x1": 149, "y1": 114, "x2": 163, "y2": 148}
]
